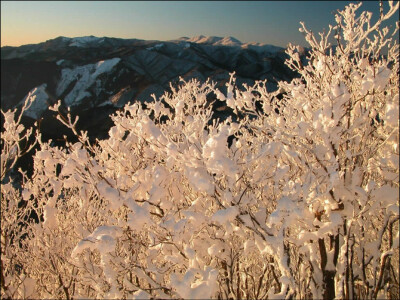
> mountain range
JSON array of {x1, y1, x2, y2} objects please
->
[{"x1": 1, "y1": 35, "x2": 306, "y2": 143}]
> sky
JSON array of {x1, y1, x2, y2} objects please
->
[{"x1": 1, "y1": 1, "x2": 397, "y2": 48}]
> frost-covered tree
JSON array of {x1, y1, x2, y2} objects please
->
[
  {"x1": 1, "y1": 98, "x2": 38, "y2": 299},
  {"x1": 228, "y1": 2, "x2": 400, "y2": 298},
  {"x1": 1, "y1": 1, "x2": 399, "y2": 299}
]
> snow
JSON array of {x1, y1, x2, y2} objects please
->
[
  {"x1": 22, "y1": 277, "x2": 36, "y2": 298},
  {"x1": 56, "y1": 58, "x2": 120, "y2": 107},
  {"x1": 203, "y1": 124, "x2": 238, "y2": 177},
  {"x1": 170, "y1": 267, "x2": 219, "y2": 299},
  {"x1": 372, "y1": 185, "x2": 399, "y2": 206},
  {"x1": 43, "y1": 203, "x2": 58, "y2": 229},
  {"x1": 214, "y1": 36, "x2": 242, "y2": 46},
  {"x1": 96, "y1": 180, "x2": 121, "y2": 210},
  {"x1": 19, "y1": 84, "x2": 49, "y2": 119},
  {"x1": 71, "y1": 225, "x2": 123, "y2": 257},
  {"x1": 69, "y1": 36, "x2": 102, "y2": 47},
  {"x1": 136, "y1": 116, "x2": 163, "y2": 141},
  {"x1": 93, "y1": 58, "x2": 121, "y2": 77},
  {"x1": 207, "y1": 243, "x2": 222, "y2": 256},
  {"x1": 385, "y1": 102, "x2": 399, "y2": 126},
  {"x1": 211, "y1": 206, "x2": 239, "y2": 224},
  {"x1": 184, "y1": 166, "x2": 214, "y2": 195},
  {"x1": 126, "y1": 200, "x2": 152, "y2": 230},
  {"x1": 187, "y1": 35, "x2": 224, "y2": 44},
  {"x1": 187, "y1": 35, "x2": 241, "y2": 46},
  {"x1": 98, "y1": 99, "x2": 113, "y2": 107},
  {"x1": 146, "y1": 43, "x2": 164, "y2": 51},
  {"x1": 132, "y1": 290, "x2": 150, "y2": 299},
  {"x1": 56, "y1": 59, "x2": 65, "y2": 65},
  {"x1": 182, "y1": 35, "x2": 283, "y2": 53}
]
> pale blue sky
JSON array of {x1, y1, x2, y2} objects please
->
[{"x1": 1, "y1": 1, "x2": 395, "y2": 47}]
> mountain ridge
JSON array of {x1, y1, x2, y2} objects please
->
[
  {"x1": 2, "y1": 35, "x2": 283, "y2": 50},
  {"x1": 1, "y1": 35, "x2": 306, "y2": 143}
]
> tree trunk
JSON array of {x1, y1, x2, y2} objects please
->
[{"x1": 319, "y1": 234, "x2": 339, "y2": 300}]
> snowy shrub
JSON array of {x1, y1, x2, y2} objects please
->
[{"x1": 1, "y1": 2, "x2": 399, "y2": 299}]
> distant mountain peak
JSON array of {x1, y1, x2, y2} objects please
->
[
  {"x1": 217, "y1": 36, "x2": 242, "y2": 46},
  {"x1": 69, "y1": 36, "x2": 105, "y2": 47},
  {"x1": 185, "y1": 35, "x2": 242, "y2": 46}
]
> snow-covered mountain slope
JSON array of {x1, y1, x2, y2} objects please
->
[
  {"x1": 68, "y1": 36, "x2": 105, "y2": 47},
  {"x1": 183, "y1": 35, "x2": 242, "y2": 46},
  {"x1": 57, "y1": 58, "x2": 121, "y2": 107},
  {"x1": 176, "y1": 35, "x2": 282, "y2": 53}
]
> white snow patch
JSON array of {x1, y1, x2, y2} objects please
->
[
  {"x1": 214, "y1": 36, "x2": 242, "y2": 46},
  {"x1": 139, "y1": 35, "x2": 282, "y2": 60},
  {"x1": 19, "y1": 84, "x2": 49, "y2": 119},
  {"x1": 203, "y1": 124, "x2": 238, "y2": 176},
  {"x1": 212, "y1": 206, "x2": 239, "y2": 224},
  {"x1": 124, "y1": 197, "x2": 153, "y2": 230},
  {"x1": 93, "y1": 58, "x2": 121, "y2": 77},
  {"x1": 71, "y1": 225, "x2": 123, "y2": 257},
  {"x1": 56, "y1": 58, "x2": 120, "y2": 107},
  {"x1": 187, "y1": 35, "x2": 241, "y2": 46},
  {"x1": 132, "y1": 290, "x2": 150, "y2": 299},
  {"x1": 372, "y1": 185, "x2": 399, "y2": 206},
  {"x1": 146, "y1": 43, "x2": 164, "y2": 51},
  {"x1": 182, "y1": 35, "x2": 283, "y2": 52},
  {"x1": 170, "y1": 267, "x2": 219, "y2": 299},
  {"x1": 69, "y1": 36, "x2": 102, "y2": 47},
  {"x1": 184, "y1": 167, "x2": 214, "y2": 195},
  {"x1": 98, "y1": 99, "x2": 113, "y2": 107}
]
